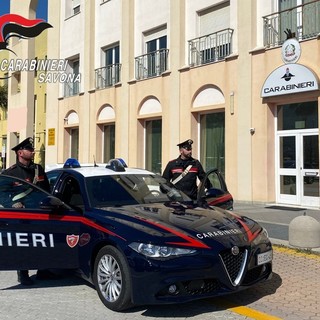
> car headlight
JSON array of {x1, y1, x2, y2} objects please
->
[
  {"x1": 129, "y1": 242, "x2": 197, "y2": 258},
  {"x1": 252, "y1": 228, "x2": 270, "y2": 246}
]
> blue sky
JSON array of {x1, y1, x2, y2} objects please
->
[{"x1": 0, "y1": 0, "x2": 48, "y2": 21}]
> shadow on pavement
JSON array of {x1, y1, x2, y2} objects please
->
[
  {"x1": 125, "y1": 272, "x2": 282, "y2": 317},
  {"x1": 1, "y1": 273, "x2": 90, "y2": 290}
]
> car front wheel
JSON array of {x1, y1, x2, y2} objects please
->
[{"x1": 93, "y1": 246, "x2": 132, "y2": 311}]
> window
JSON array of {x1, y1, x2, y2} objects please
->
[
  {"x1": 145, "y1": 119, "x2": 162, "y2": 174},
  {"x1": 73, "y1": 0, "x2": 80, "y2": 15},
  {"x1": 200, "y1": 113, "x2": 225, "y2": 174},
  {"x1": 277, "y1": 101, "x2": 318, "y2": 130},
  {"x1": 103, "y1": 124, "x2": 115, "y2": 162},
  {"x1": 135, "y1": 27, "x2": 168, "y2": 80},
  {"x1": 96, "y1": 45, "x2": 120, "y2": 89},
  {"x1": 65, "y1": 0, "x2": 80, "y2": 18},
  {"x1": 70, "y1": 128, "x2": 79, "y2": 159},
  {"x1": 146, "y1": 36, "x2": 167, "y2": 77},
  {"x1": 265, "y1": 0, "x2": 320, "y2": 46},
  {"x1": 198, "y1": 2, "x2": 231, "y2": 64},
  {"x1": 0, "y1": 175, "x2": 49, "y2": 209},
  {"x1": 64, "y1": 58, "x2": 80, "y2": 97},
  {"x1": 189, "y1": 2, "x2": 232, "y2": 66}
]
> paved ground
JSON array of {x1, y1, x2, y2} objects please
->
[{"x1": 0, "y1": 202, "x2": 319, "y2": 319}]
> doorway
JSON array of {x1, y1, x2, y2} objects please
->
[
  {"x1": 276, "y1": 131, "x2": 319, "y2": 206},
  {"x1": 276, "y1": 101, "x2": 319, "y2": 207}
]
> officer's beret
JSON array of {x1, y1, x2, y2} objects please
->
[
  {"x1": 177, "y1": 139, "x2": 193, "y2": 149},
  {"x1": 11, "y1": 137, "x2": 34, "y2": 152}
]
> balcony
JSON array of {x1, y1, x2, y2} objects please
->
[
  {"x1": 263, "y1": 0, "x2": 320, "y2": 47},
  {"x1": 135, "y1": 49, "x2": 169, "y2": 80},
  {"x1": 95, "y1": 63, "x2": 121, "y2": 89},
  {"x1": 188, "y1": 28, "x2": 234, "y2": 67}
]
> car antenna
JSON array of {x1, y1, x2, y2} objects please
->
[{"x1": 93, "y1": 155, "x2": 98, "y2": 167}]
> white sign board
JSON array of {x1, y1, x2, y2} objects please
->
[{"x1": 261, "y1": 63, "x2": 319, "y2": 98}]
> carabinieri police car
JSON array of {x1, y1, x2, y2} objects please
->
[{"x1": 0, "y1": 158, "x2": 272, "y2": 311}]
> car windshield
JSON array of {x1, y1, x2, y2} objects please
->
[{"x1": 86, "y1": 174, "x2": 191, "y2": 207}]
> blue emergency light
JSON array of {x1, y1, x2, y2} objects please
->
[
  {"x1": 105, "y1": 158, "x2": 127, "y2": 172},
  {"x1": 63, "y1": 158, "x2": 81, "y2": 168}
]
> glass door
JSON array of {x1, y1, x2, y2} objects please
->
[
  {"x1": 277, "y1": 130, "x2": 319, "y2": 206},
  {"x1": 301, "y1": 133, "x2": 319, "y2": 206}
]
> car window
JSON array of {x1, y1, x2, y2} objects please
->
[
  {"x1": 207, "y1": 171, "x2": 225, "y2": 190},
  {"x1": 59, "y1": 176, "x2": 84, "y2": 210},
  {"x1": 0, "y1": 175, "x2": 49, "y2": 209},
  {"x1": 87, "y1": 176, "x2": 138, "y2": 207},
  {"x1": 46, "y1": 171, "x2": 61, "y2": 192},
  {"x1": 86, "y1": 174, "x2": 189, "y2": 207}
]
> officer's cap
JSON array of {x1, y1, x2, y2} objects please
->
[
  {"x1": 11, "y1": 137, "x2": 34, "y2": 152},
  {"x1": 177, "y1": 139, "x2": 193, "y2": 150}
]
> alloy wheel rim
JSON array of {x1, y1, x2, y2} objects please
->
[{"x1": 97, "y1": 254, "x2": 122, "y2": 302}]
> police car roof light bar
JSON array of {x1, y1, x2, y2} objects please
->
[
  {"x1": 116, "y1": 158, "x2": 127, "y2": 167},
  {"x1": 105, "y1": 159, "x2": 126, "y2": 172},
  {"x1": 63, "y1": 158, "x2": 81, "y2": 168}
]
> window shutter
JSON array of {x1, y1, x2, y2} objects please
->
[
  {"x1": 73, "y1": 0, "x2": 80, "y2": 7},
  {"x1": 199, "y1": 4, "x2": 230, "y2": 36}
]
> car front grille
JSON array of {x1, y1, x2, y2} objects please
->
[
  {"x1": 184, "y1": 279, "x2": 221, "y2": 295},
  {"x1": 219, "y1": 247, "x2": 248, "y2": 286}
]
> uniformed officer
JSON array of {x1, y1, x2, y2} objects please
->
[
  {"x1": 2, "y1": 137, "x2": 50, "y2": 285},
  {"x1": 162, "y1": 139, "x2": 206, "y2": 200}
]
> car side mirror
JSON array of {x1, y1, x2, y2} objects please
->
[
  {"x1": 39, "y1": 195, "x2": 66, "y2": 210},
  {"x1": 204, "y1": 188, "x2": 225, "y2": 198}
]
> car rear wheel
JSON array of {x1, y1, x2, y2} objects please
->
[{"x1": 93, "y1": 246, "x2": 132, "y2": 311}]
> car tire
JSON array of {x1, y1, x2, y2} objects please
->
[{"x1": 93, "y1": 245, "x2": 132, "y2": 311}]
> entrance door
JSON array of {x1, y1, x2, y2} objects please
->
[{"x1": 277, "y1": 130, "x2": 319, "y2": 207}]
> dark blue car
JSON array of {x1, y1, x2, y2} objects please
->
[{"x1": 0, "y1": 159, "x2": 272, "y2": 311}]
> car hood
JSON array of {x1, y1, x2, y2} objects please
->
[{"x1": 96, "y1": 202, "x2": 262, "y2": 248}]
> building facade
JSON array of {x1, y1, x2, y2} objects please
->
[
  {"x1": 2, "y1": 0, "x2": 48, "y2": 168},
  {"x1": 5, "y1": 0, "x2": 320, "y2": 208}
]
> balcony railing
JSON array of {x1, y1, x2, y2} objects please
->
[
  {"x1": 135, "y1": 48, "x2": 169, "y2": 80},
  {"x1": 188, "y1": 28, "x2": 234, "y2": 67},
  {"x1": 95, "y1": 63, "x2": 121, "y2": 89},
  {"x1": 263, "y1": 0, "x2": 320, "y2": 47}
]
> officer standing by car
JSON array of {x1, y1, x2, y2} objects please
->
[
  {"x1": 2, "y1": 137, "x2": 50, "y2": 285},
  {"x1": 162, "y1": 139, "x2": 207, "y2": 200}
]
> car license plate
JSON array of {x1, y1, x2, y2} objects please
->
[{"x1": 257, "y1": 250, "x2": 273, "y2": 265}]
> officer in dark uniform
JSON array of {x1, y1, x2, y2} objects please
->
[
  {"x1": 2, "y1": 137, "x2": 50, "y2": 285},
  {"x1": 162, "y1": 139, "x2": 206, "y2": 200}
]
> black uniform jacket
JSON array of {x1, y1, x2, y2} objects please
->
[
  {"x1": 162, "y1": 156, "x2": 206, "y2": 199},
  {"x1": 2, "y1": 161, "x2": 50, "y2": 192}
]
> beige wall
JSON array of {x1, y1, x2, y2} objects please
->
[{"x1": 45, "y1": 0, "x2": 320, "y2": 206}]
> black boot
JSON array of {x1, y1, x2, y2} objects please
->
[{"x1": 17, "y1": 270, "x2": 33, "y2": 286}]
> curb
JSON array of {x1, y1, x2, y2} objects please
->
[{"x1": 270, "y1": 237, "x2": 320, "y2": 254}]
